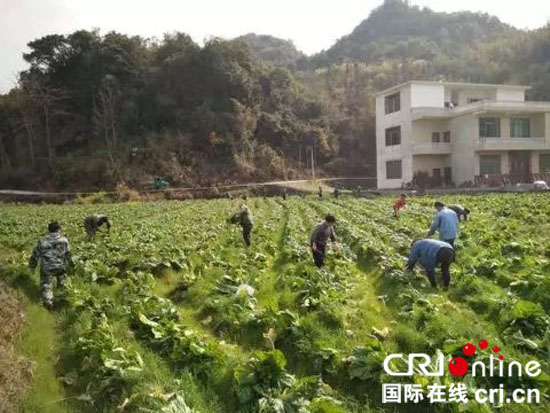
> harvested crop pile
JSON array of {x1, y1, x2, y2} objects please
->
[{"x1": 0, "y1": 282, "x2": 33, "y2": 413}]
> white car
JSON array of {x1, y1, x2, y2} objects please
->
[{"x1": 533, "y1": 180, "x2": 549, "y2": 190}]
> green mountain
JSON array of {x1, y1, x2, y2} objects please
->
[
  {"x1": 236, "y1": 33, "x2": 305, "y2": 67},
  {"x1": 310, "y1": 0, "x2": 517, "y2": 66},
  {"x1": 1, "y1": 0, "x2": 549, "y2": 191},
  {"x1": 236, "y1": 1, "x2": 550, "y2": 100}
]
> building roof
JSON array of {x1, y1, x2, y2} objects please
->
[{"x1": 376, "y1": 80, "x2": 531, "y2": 97}]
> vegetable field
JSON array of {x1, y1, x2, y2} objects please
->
[{"x1": 1, "y1": 194, "x2": 550, "y2": 412}]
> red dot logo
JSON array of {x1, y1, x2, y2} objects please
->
[
  {"x1": 463, "y1": 343, "x2": 476, "y2": 356},
  {"x1": 479, "y1": 339, "x2": 488, "y2": 349},
  {"x1": 448, "y1": 357, "x2": 468, "y2": 377},
  {"x1": 492, "y1": 346, "x2": 500, "y2": 353},
  {"x1": 499, "y1": 355, "x2": 504, "y2": 360}
]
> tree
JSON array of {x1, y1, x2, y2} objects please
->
[
  {"x1": 23, "y1": 34, "x2": 69, "y2": 75},
  {"x1": 93, "y1": 74, "x2": 120, "y2": 175},
  {"x1": 9, "y1": 88, "x2": 38, "y2": 168},
  {"x1": 21, "y1": 71, "x2": 67, "y2": 169}
]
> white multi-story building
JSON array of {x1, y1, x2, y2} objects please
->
[{"x1": 376, "y1": 81, "x2": 550, "y2": 189}]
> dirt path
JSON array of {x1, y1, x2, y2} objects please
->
[
  {"x1": 0, "y1": 245, "x2": 73, "y2": 413},
  {"x1": 17, "y1": 301, "x2": 74, "y2": 413}
]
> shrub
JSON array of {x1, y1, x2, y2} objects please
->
[
  {"x1": 116, "y1": 183, "x2": 142, "y2": 202},
  {"x1": 74, "y1": 191, "x2": 112, "y2": 204}
]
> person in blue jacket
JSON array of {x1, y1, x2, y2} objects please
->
[
  {"x1": 427, "y1": 201, "x2": 459, "y2": 247},
  {"x1": 406, "y1": 239, "x2": 454, "y2": 289}
]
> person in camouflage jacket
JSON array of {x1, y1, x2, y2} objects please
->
[{"x1": 29, "y1": 221, "x2": 74, "y2": 309}]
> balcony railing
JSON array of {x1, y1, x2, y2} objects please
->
[
  {"x1": 476, "y1": 137, "x2": 550, "y2": 151},
  {"x1": 412, "y1": 142, "x2": 453, "y2": 155},
  {"x1": 411, "y1": 107, "x2": 450, "y2": 119},
  {"x1": 412, "y1": 100, "x2": 550, "y2": 120},
  {"x1": 456, "y1": 100, "x2": 550, "y2": 115}
]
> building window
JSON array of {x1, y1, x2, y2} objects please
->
[
  {"x1": 443, "y1": 131, "x2": 451, "y2": 142},
  {"x1": 384, "y1": 93, "x2": 400, "y2": 114},
  {"x1": 480, "y1": 155, "x2": 501, "y2": 175},
  {"x1": 479, "y1": 118, "x2": 501, "y2": 138},
  {"x1": 510, "y1": 118, "x2": 530, "y2": 138},
  {"x1": 385, "y1": 126, "x2": 401, "y2": 146},
  {"x1": 431, "y1": 132, "x2": 441, "y2": 143},
  {"x1": 386, "y1": 160, "x2": 402, "y2": 179},
  {"x1": 540, "y1": 154, "x2": 550, "y2": 172}
]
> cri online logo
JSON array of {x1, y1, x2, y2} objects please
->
[{"x1": 384, "y1": 338, "x2": 542, "y2": 378}]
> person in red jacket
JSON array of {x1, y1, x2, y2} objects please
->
[{"x1": 393, "y1": 193, "x2": 407, "y2": 217}]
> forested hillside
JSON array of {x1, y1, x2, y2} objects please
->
[
  {"x1": 1, "y1": 0, "x2": 549, "y2": 191},
  {"x1": 236, "y1": 34, "x2": 306, "y2": 68},
  {"x1": 0, "y1": 33, "x2": 338, "y2": 190},
  {"x1": 309, "y1": 0, "x2": 517, "y2": 67}
]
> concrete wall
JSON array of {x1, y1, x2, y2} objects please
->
[
  {"x1": 412, "y1": 155, "x2": 451, "y2": 173},
  {"x1": 412, "y1": 119, "x2": 450, "y2": 143},
  {"x1": 377, "y1": 85, "x2": 413, "y2": 189},
  {"x1": 457, "y1": 88, "x2": 496, "y2": 106},
  {"x1": 449, "y1": 115, "x2": 477, "y2": 184},
  {"x1": 410, "y1": 83, "x2": 444, "y2": 108},
  {"x1": 501, "y1": 115, "x2": 510, "y2": 138},
  {"x1": 496, "y1": 88, "x2": 525, "y2": 102},
  {"x1": 530, "y1": 114, "x2": 545, "y2": 137}
]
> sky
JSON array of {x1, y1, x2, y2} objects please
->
[{"x1": 1, "y1": 0, "x2": 549, "y2": 93}]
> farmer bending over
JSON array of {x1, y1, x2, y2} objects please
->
[
  {"x1": 406, "y1": 239, "x2": 454, "y2": 290},
  {"x1": 84, "y1": 214, "x2": 111, "y2": 238},
  {"x1": 427, "y1": 201, "x2": 458, "y2": 247},
  {"x1": 448, "y1": 204, "x2": 470, "y2": 222},
  {"x1": 310, "y1": 215, "x2": 339, "y2": 268},
  {"x1": 29, "y1": 221, "x2": 74, "y2": 309},
  {"x1": 393, "y1": 193, "x2": 407, "y2": 217}
]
